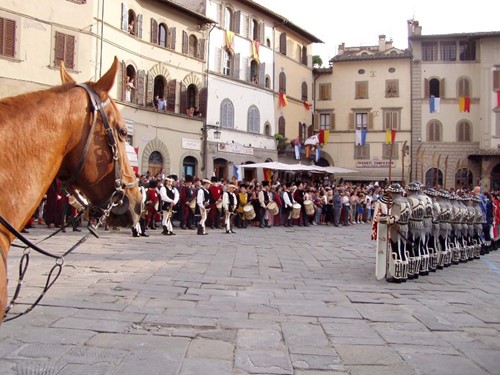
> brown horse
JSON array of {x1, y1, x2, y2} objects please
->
[{"x1": 0, "y1": 57, "x2": 142, "y2": 321}]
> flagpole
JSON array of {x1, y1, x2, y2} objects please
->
[
  {"x1": 388, "y1": 142, "x2": 394, "y2": 184},
  {"x1": 401, "y1": 140, "x2": 408, "y2": 187}
]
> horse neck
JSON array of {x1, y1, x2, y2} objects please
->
[{"x1": 0, "y1": 88, "x2": 80, "y2": 240}]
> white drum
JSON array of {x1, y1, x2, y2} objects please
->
[
  {"x1": 291, "y1": 203, "x2": 301, "y2": 219},
  {"x1": 304, "y1": 200, "x2": 314, "y2": 216},
  {"x1": 243, "y1": 204, "x2": 256, "y2": 220},
  {"x1": 267, "y1": 201, "x2": 279, "y2": 216}
]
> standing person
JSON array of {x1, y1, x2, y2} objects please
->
[
  {"x1": 236, "y1": 183, "x2": 249, "y2": 228},
  {"x1": 197, "y1": 179, "x2": 212, "y2": 235},
  {"x1": 145, "y1": 179, "x2": 159, "y2": 230},
  {"x1": 258, "y1": 181, "x2": 272, "y2": 228},
  {"x1": 44, "y1": 178, "x2": 64, "y2": 229},
  {"x1": 132, "y1": 179, "x2": 149, "y2": 237},
  {"x1": 293, "y1": 182, "x2": 309, "y2": 227},
  {"x1": 222, "y1": 184, "x2": 238, "y2": 234},
  {"x1": 282, "y1": 182, "x2": 294, "y2": 227},
  {"x1": 341, "y1": 191, "x2": 351, "y2": 226},
  {"x1": 180, "y1": 175, "x2": 196, "y2": 230},
  {"x1": 159, "y1": 176, "x2": 179, "y2": 235},
  {"x1": 157, "y1": 95, "x2": 166, "y2": 111},
  {"x1": 208, "y1": 176, "x2": 223, "y2": 229}
]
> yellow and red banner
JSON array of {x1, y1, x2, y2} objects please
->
[
  {"x1": 385, "y1": 130, "x2": 396, "y2": 144},
  {"x1": 252, "y1": 40, "x2": 260, "y2": 62},
  {"x1": 279, "y1": 92, "x2": 288, "y2": 108},
  {"x1": 225, "y1": 31, "x2": 235, "y2": 54}
]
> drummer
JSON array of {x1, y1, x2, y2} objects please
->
[
  {"x1": 258, "y1": 181, "x2": 272, "y2": 228},
  {"x1": 236, "y1": 183, "x2": 249, "y2": 228},
  {"x1": 293, "y1": 181, "x2": 310, "y2": 227}
]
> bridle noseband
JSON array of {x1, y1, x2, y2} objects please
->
[{"x1": 64, "y1": 83, "x2": 137, "y2": 217}]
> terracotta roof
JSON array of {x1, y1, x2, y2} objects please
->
[
  {"x1": 155, "y1": 0, "x2": 216, "y2": 24},
  {"x1": 410, "y1": 31, "x2": 500, "y2": 40},
  {"x1": 468, "y1": 149, "x2": 500, "y2": 157},
  {"x1": 331, "y1": 48, "x2": 411, "y2": 63}
]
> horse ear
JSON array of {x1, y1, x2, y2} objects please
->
[
  {"x1": 95, "y1": 56, "x2": 119, "y2": 94},
  {"x1": 60, "y1": 60, "x2": 76, "y2": 84}
]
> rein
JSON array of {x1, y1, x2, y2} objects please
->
[{"x1": 0, "y1": 83, "x2": 136, "y2": 322}]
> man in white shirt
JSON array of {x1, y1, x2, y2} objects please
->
[{"x1": 159, "y1": 176, "x2": 179, "y2": 235}]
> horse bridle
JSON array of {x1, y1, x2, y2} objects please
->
[{"x1": 64, "y1": 83, "x2": 137, "y2": 219}]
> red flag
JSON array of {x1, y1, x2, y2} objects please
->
[
  {"x1": 319, "y1": 130, "x2": 324, "y2": 144},
  {"x1": 263, "y1": 168, "x2": 272, "y2": 181},
  {"x1": 391, "y1": 130, "x2": 397, "y2": 144},
  {"x1": 279, "y1": 92, "x2": 288, "y2": 108},
  {"x1": 464, "y1": 97, "x2": 470, "y2": 112},
  {"x1": 498, "y1": 90, "x2": 500, "y2": 107},
  {"x1": 303, "y1": 100, "x2": 311, "y2": 110}
]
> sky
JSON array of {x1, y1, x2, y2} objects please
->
[{"x1": 254, "y1": 0, "x2": 500, "y2": 66}]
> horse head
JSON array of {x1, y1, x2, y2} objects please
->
[{"x1": 58, "y1": 57, "x2": 142, "y2": 228}]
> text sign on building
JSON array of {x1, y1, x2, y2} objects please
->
[
  {"x1": 218, "y1": 142, "x2": 254, "y2": 155},
  {"x1": 356, "y1": 160, "x2": 394, "y2": 168},
  {"x1": 182, "y1": 138, "x2": 201, "y2": 151}
]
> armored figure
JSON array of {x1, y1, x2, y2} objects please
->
[
  {"x1": 457, "y1": 194, "x2": 470, "y2": 262},
  {"x1": 437, "y1": 190, "x2": 453, "y2": 267},
  {"x1": 449, "y1": 193, "x2": 462, "y2": 265},
  {"x1": 425, "y1": 187, "x2": 441, "y2": 271},
  {"x1": 406, "y1": 182, "x2": 426, "y2": 277},
  {"x1": 473, "y1": 195, "x2": 485, "y2": 257},
  {"x1": 384, "y1": 183, "x2": 410, "y2": 282},
  {"x1": 464, "y1": 195, "x2": 478, "y2": 260}
]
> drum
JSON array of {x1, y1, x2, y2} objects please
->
[
  {"x1": 68, "y1": 194, "x2": 84, "y2": 211},
  {"x1": 267, "y1": 201, "x2": 279, "y2": 216},
  {"x1": 291, "y1": 203, "x2": 301, "y2": 219},
  {"x1": 304, "y1": 200, "x2": 314, "y2": 216},
  {"x1": 189, "y1": 198, "x2": 196, "y2": 213},
  {"x1": 243, "y1": 204, "x2": 256, "y2": 220}
]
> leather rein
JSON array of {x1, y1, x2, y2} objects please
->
[{"x1": 0, "y1": 83, "x2": 136, "y2": 322}]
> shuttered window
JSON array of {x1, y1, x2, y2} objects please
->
[
  {"x1": 384, "y1": 110, "x2": 400, "y2": 130},
  {"x1": 221, "y1": 99, "x2": 234, "y2": 129},
  {"x1": 318, "y1": 83, "x2": 331, "y2": 100},
  {"x1": 248, "y1": 105, "x2": 260, "y2": 133},
  {"x1": 493, "y1": 70, "x2": 500, "y2": 91},
  {"x1": 54, "y1": 31, "x2": 75, "y2": 69},
  {"x1": 355, "y1": 81, "x2": 368, "y2": 99},
  {"x1": 0, "y1": 17, "x2": 16, "y2": 58}
]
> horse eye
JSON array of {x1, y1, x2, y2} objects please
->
[{"x1": 118, "y1": 128, "x2": 128, "y2": 138}]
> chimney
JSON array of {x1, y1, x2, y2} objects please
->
[
  {"x1": 378, "y1": 35, "x2": 386, "y2": 51},
  {"x1": 337, "y1": 42, "x2": 345, "y2": 55},
  {"x1": 407, "y1": 19, "x2": 422, "y2": 37}
]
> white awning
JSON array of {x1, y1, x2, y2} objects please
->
[{"x1": 236, "y1": 162, "x2": 358, "y2": 174}]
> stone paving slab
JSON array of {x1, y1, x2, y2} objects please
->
[{"x1": 0, "y1": 224, "x2": 499, "y2": 374}]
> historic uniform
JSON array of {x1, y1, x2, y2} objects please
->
[
  {"x1": 222, "y1": 184, "x2": 237, "y2": 233},
  {"x1": 236, "y1": 184, "x2": 249, "y2": 228},
  {"x1": 293, "y1": 182, "x2": 309, "y2": 227},
  {"x1": 159, "y1": 176, "x2": 179, "y2": 235},
  {"x1": 258, "y1": 181, "x2": 272, "y2": 228},
  {"x1": 145, "y1": 179, "x2": 159, "y2": 230},
  {"x1": 180, "y1": 175, "x2": 196, "y2": 230},
  {"x1": 406, "y1": 182, "x2": 425, "y2": 278},
  {"x1": 197, "y1": 179, "x2": 212, "y2": 235},
  {"x1": 208, "y1": 177, "x2": 223, "y2": 229}
]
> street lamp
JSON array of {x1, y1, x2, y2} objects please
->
[{"x1": 201, "y1": 122, "x2": 221, "y2": 176}]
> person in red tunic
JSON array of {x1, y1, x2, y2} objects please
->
[
  {"x1": 145, "y1": 179, "x2": 159, "y2": 230},
  {"x1": 44, "y1": 178, "x2": 64, "y2": 229},
  {"x1": 208, "y1": 176, "x2": 223, "y2": 229},
  {"x1": 180, "y1": 175, "x2": 196, "y2": 230}
]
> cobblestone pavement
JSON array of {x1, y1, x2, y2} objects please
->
[{"x1": 0, "y1": 222, "x2": 499, "y2": 375}]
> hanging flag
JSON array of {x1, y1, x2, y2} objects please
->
[
  {"x1": 430, "y1": 96, "x2": 435, "y2": 113},
  {"x1": 305, "y1": 145, "x2": 311, "y2": 158},
  {"x1": 355, "y1": 130, "x2": 362, "y2": 145},
  {"x1": 304, "y1": 133, "x2": 320, "y2": 146},
  {"x1": 319, "y1": 130, "x2": 324, "y2": 144},
  {"x1": 323, "y1": 130, "x2": 329, "y2": 144},
  {"x1": 294, "y1": 143, "x2": 301, "y2": 159},
  {"x1": 279, "y1": 92, "x2": 288, "y2": 108},
  {"x1": 252, "y1": 40, "x2": 260, "y2": 62},
  {"x1": 233, "y1": 165, "x2": 241, "y2": 181},
  {"x1": 459, "y1": 97, "x2": 465, "y2": 112},
  {"x1": 434, "y1": 97, "x2": 441, "y2": 113},
  {"x1": 315, "y1": 146, "x2": 321, "y2": 162},
  {"x1": 386, "y1": 130, "x2": 396, "y2": 144},
  {"x1": 225, "y1": 31, "x2": 235, "y2": 54},
  {"x1": 464, "y1": 97, "x2": 470, "y2": 112},
  {"x1": 361, "y1": 129, "x2": 367, "y2": 145},
  {"x1": 497, "y1": 90, "x2": 500, "y2": 107},
  {"x1": 303, "y1": 100, "x2": 311, "y2": 110}
]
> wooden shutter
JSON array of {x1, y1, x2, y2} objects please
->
[
  {"x1": 259, "y1": 62, "x2": 265, "y2": 87},
  {"x1": 279, "y1": 33, "x2": 286, "y2": 54},
  {"x1": 240, "y1": 14, "x2": 248, "y2": 38},
  {"x1": 137, "y1": 14, "x2": 143, "y2": 39},
  {"x1": 167, "y1": 79, "x2": 176, "y2": 112},
  {"x1": 54, "y1": 32, "x2": 65, "y2": 67},
  {"x1": 233, "y1": 53, "x2": 240, "y2": 79},
  {"x1": 199, "y1": 87, "x2": 208, "y2": 118},
  {"x1": 136, "y1": 70, "x2": 145, "y2": 106},
  {"x1": 259, "y1": 22, "x2": 265, "y2": 43},
  {"x1": 440, "y1": 78, "x2": 445, "y2": 98},
  {"x1": 314, "y1": 113, "x2": 319, "y2": 131},
  {"x1": 330, "y1": 113, "x2": 336, "y2": 131},
  {"x1": 0, "y1": 18, "x2": 16, "y2": 57},
  {"x1": 198, "y1": 39, "x2": 205, "y2": 60},
  {"x1": 179, "y1": 84, "x2": 187, "y2": 115},
  {"x1": 119, "y1": 60, "x2": 126, "y2": 101},
  {"x1": 298, "y1": 122, "x2": 303, "y2": 142},
  {"x1": 121, "y1": 3, "x2": 128, "y2": 32},
  {"x1": 348, "y1": 113, "x2": 355, "y2": 130},
  {"x1": 168, "y1": 27, "x2": 176, "y2": 50},
  {"x1": 493, "y1": 71, "x2": 500, "y2": 91},
  {"x1": 146, "y1": 72, "x2": 154, "y2": 107},
  {"x1": 182, "y1": 31, "x2": 188, "y2": 54},
  {"x1": 368, "y1": 112, "x2": 374, "y2": 130},
  {"x1": 215, "y1": 48, "x2": 222, "y2": 74},
  {"x1": 234, "y1": 11, "x2": 241, "y2": 34},
  {"x1": 65, "y1": 34, "x2": 75, "y2": 69},
  {"x1": 216, "y1": 3, "x2": 223, "y2": 26},
  {"x1": 151, "y1": 18, "x2": 158, "y2": 44},
  {"x1": 424, "y1": 78, "x2": 429, "y2": 99}
]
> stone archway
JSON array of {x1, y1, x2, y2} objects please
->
[{"x1": 142, "y1": 138, "x2": 170, "y2": 175}]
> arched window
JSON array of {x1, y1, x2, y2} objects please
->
[
  {"x1": 158, "y1": 23, "x2": 167, "y2": 47},
  {"x1": 425, "y1": 168, "x2": 443, "y2": 188},
  {"x1": 153, "y1": 75, "x2": 166, "y2": 99},
  {"x1": 278, "y1": 116, "x2": 286, "y2": 136},
  {"x1": 250, "y1": 60, "x2": 259, "y2": 84},
  {"x1": 279, "y1": 32, "x2": 287, "y2": 55},
  {"x1": 264, "y1": 122, "x2": 271, "y2": 136},
  {"x1": 301, "y1": 82, "x2": 308, "y2": 101},
  {"x1": 265, "y1": 75, "x2": 271, "y2": 88},
  {"x1": 125, "y1": 64, "x2": 137, "y2": 103},
  {"x1": 187, "y1": 84, "x2": 197, "y2": 110},
  {"x1": 457, "y1": 120, "x2": 471, "y2": 142},
  {"x1": 302, "y1": 46, "x2": 307, "y2": 65},
  {"x1": 223, "y1": 49, "x2": 234, "y2": 77},
  {"x1": 457, "y1": 77, "x2": 471, "y2": 97},
  {"x1": 455, "y1": 168, "x2": 473, "y2": 190},
  {"x1": 224, "y1": 7, "x2": 234, "y2": 31},
  {"x1": 299, "y1": 122, "x2": 306, "y2": 142},
  {"x1": 148, "y1": 151, "x2": 163, "y2": 177},
  {"x1": 183, "y1": 156, "x2": 197, "y2": 178},
  {"x1": 252, "y1": 19, "x2": 259, "y2": 41},
  {"x1": 248, "y1": 105, "x2": 260, "y2": 133},
  {"x1": 189, "y1": 34, "x2": 198, "y2": 57},
  {"x1": 279, "y1": 71, "x2": 286, "y2": 93},
  {"x1": 429, "y1": 78, "x2": 440, "y2": 97},
  {"x1": 221, "y1": 99, "x2": 234, "y2": 129},
  {"x1": 427, "y1": 120, "x2": 442, "y2": 142},
  {"x1": 128, "y1": 9, "x2": 136, "y2": 35}
]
